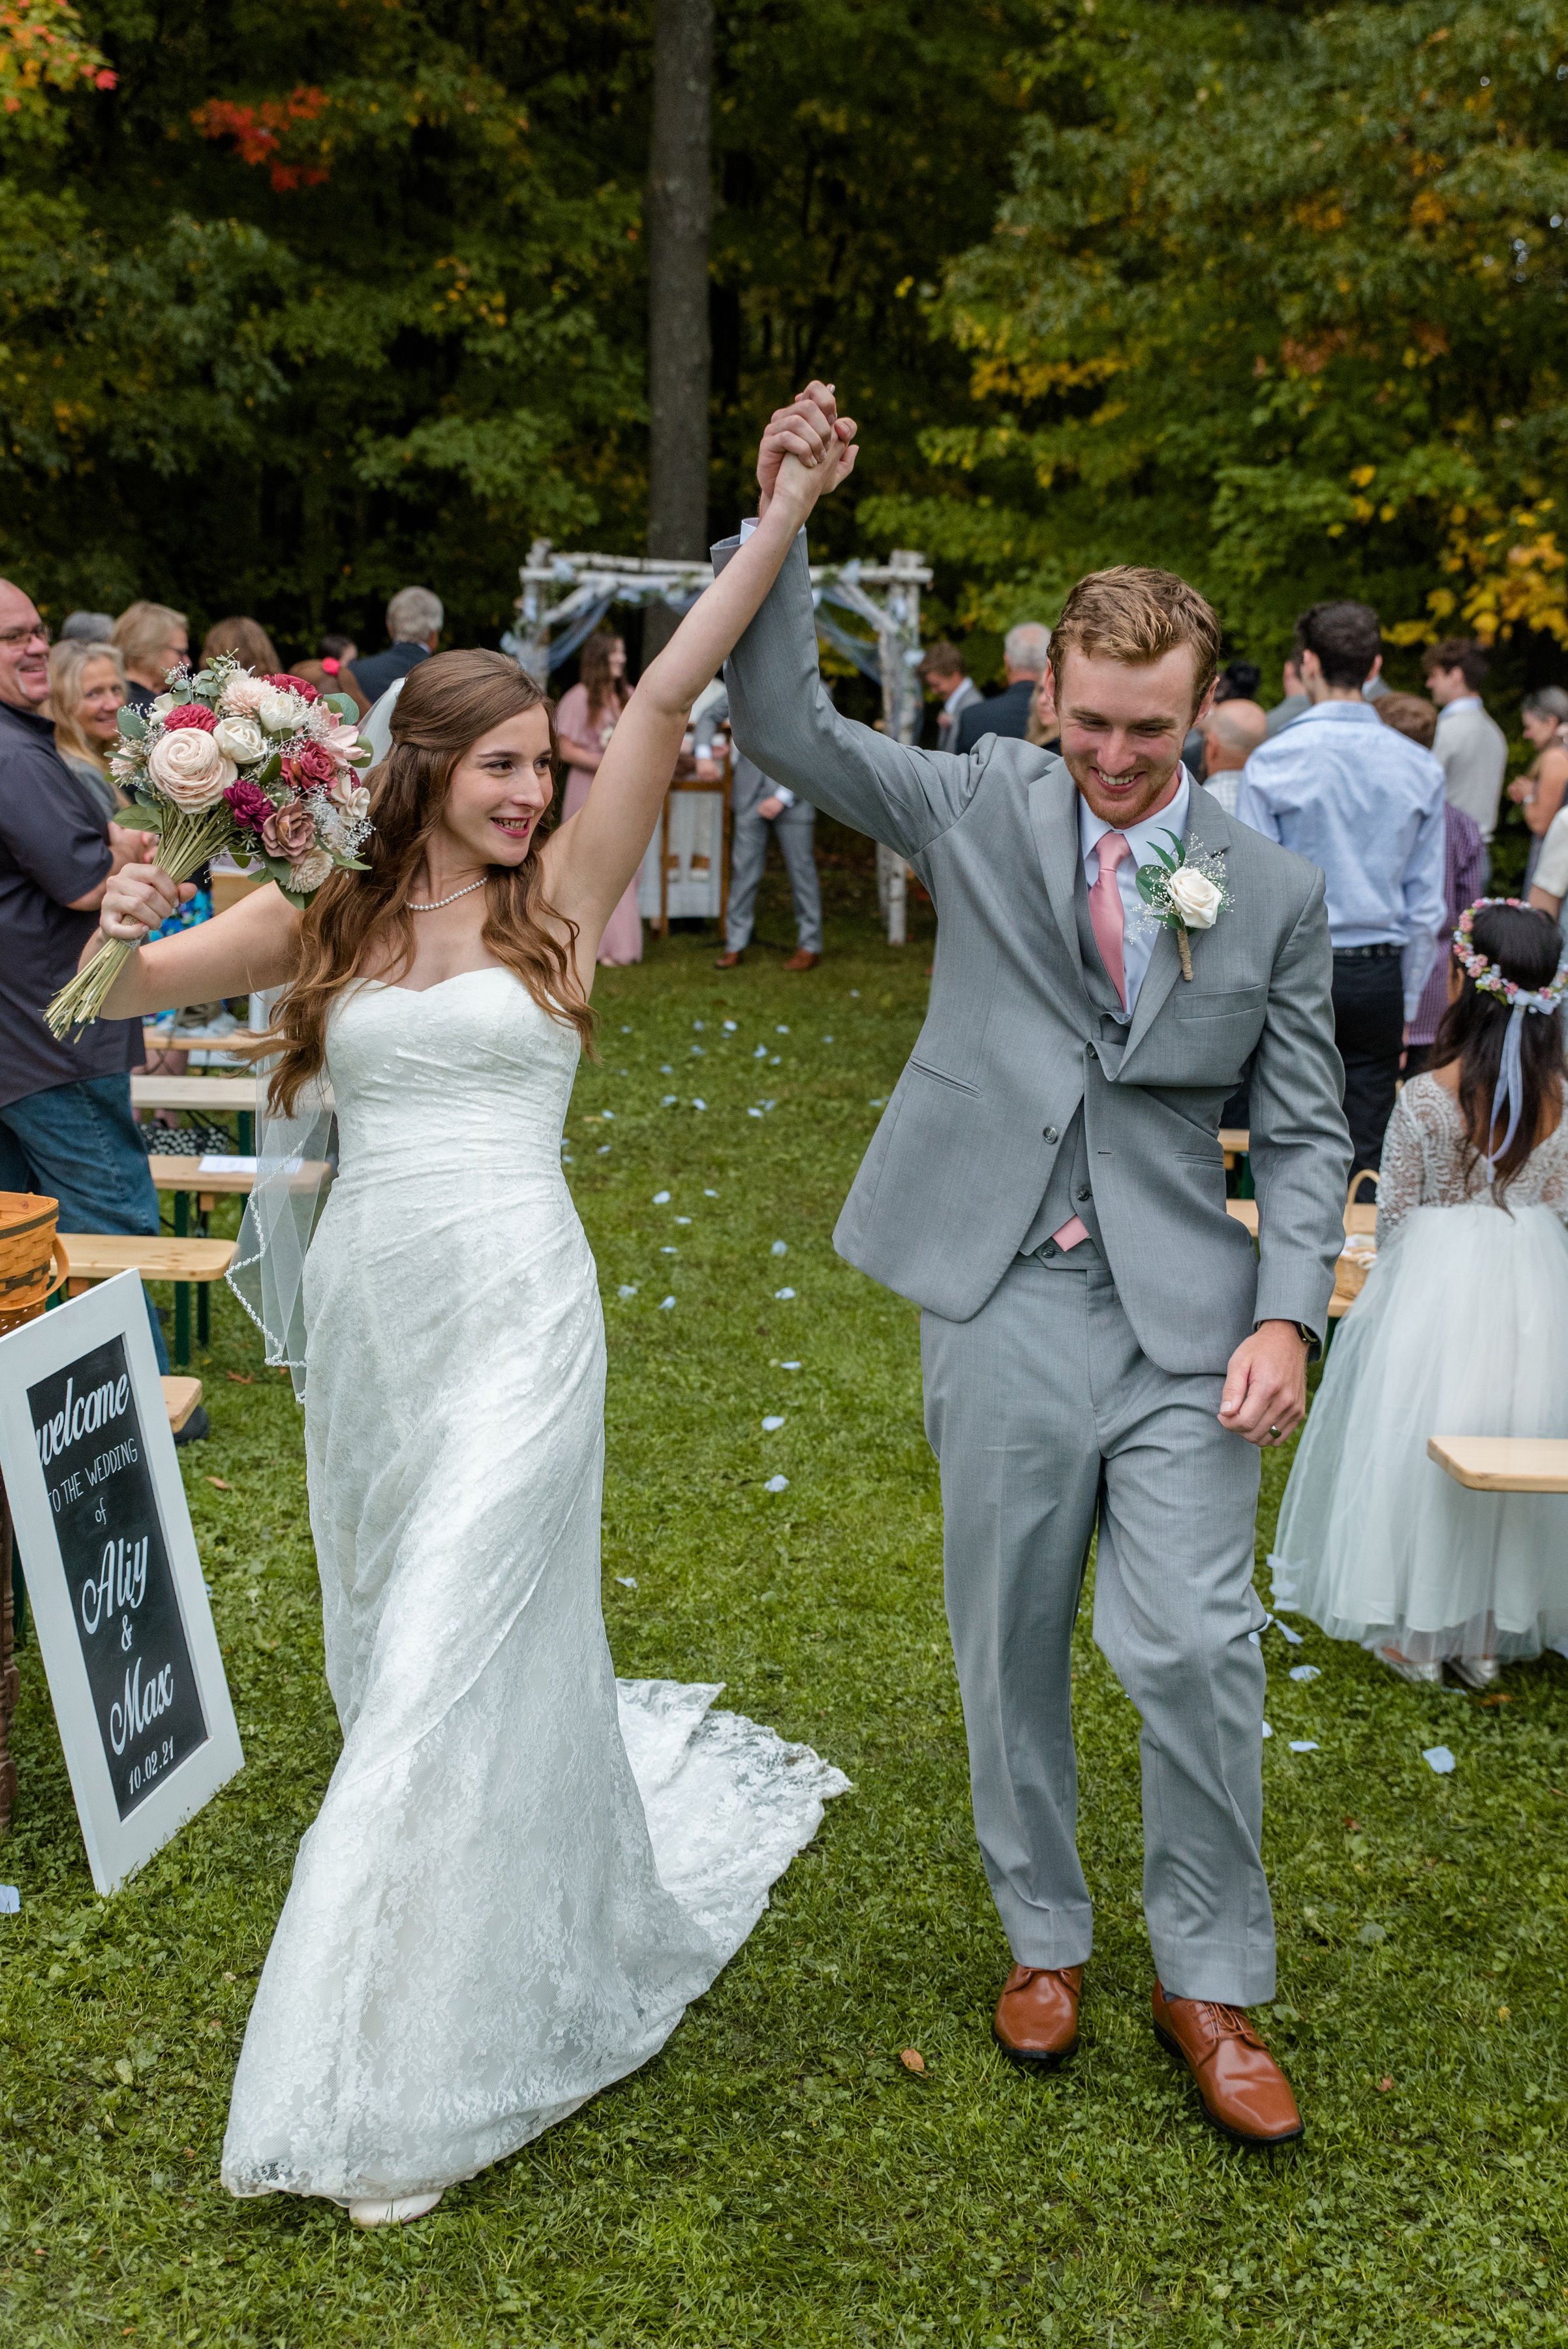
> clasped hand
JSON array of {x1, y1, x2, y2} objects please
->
[
  {"x1": 756, "y1": 380, "x2": 859, "y2": 517},
  {"x1": 99, "y1": 859, "x2": 195, "y2": 943},
  {"x1": 1218, "y1": 1321, "x2": 1309, "y2": 1447}
]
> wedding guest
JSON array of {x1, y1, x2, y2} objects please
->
[
  {"x1": 557, "y1": 629, "x2": 640, "y2": 964},
  {"x1": 202, "y1": 615, "x2": 281, "y2": 674},
  {"x1": 112, "y1": 600, "x2": 189, "y2": 710},
  {"x1": 318, "y1": 633, "x2": 371, "y2": 716},
  {"x1": 1510, "y1": 687, "x2": 1568, "y2": 887},
  {"x1": 47, "y1": 637, "x2": 128, "y2": 821},
  {"x1": 1424, "y1": 637, "x2": 1509, "y2": 851},
  {"x1": 1024, "y1": 666, "x2": 1059, "y2": 752},
  {"x1": 59, "y1": 609, "x2": 116, "y2": 645},
  {"x1": 0, "y1": 578, "x2": 170, "y2": 1377},
  {"x1": 1216, "y1": 658, "x2": 1262, "y2": 705},
  {"x1": 1271, "y1": 900, "x2": 1568, "y2": 1687},
  {"x1": 953, "y1": 622, "x2": 1051, "y2": 754},
  {"x1": 1527, "y1": 805, "x2": 1568, "y2": 996},
  {"x1": 349, "y1": 587, "x2": 442, "y2": 703},
  {"x1": 1196, "y1": 699, "x2": 1266, "y2": 814},
  {"x1": 715, "y1": 752, "x2": 822, "y2": 972},
  {"x1": 291, "y1": 657, "x2": 368, "y2": 717},
  {"x1": 1379, "y1": 694, "x2": 1486, "y2": 1075},
  {"x1": 1265, "y1": 652, "x2": 1309, "y2": 737},
  {"x1": 921, "y1": 639, "x2": 981, "y2": 752},
  {"x1": 1236, "y1": 600, "x2": 1447, "y2": 1175}
]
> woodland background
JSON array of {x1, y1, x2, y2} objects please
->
[{"x1": 3, "y1": 0, "x2": 1568, "y2": 693}]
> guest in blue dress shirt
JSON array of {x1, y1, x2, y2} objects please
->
[{"x1": 1235, "y1": 601, "x2": 1447, "y2": 1176}]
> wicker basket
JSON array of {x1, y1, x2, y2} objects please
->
[{"x1": 0, "y1": 1192, "x2": 67, "y2": 1336}]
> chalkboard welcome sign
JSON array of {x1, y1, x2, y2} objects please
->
[{"x1": 0, "y1": 1274, "x2": 242, "y2": 1893}]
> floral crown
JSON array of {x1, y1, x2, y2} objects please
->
[{"x1": 1452, "y1": 898, "x2": 1568, "y2": 1014}]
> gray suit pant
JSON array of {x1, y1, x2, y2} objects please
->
[
  {"x1": 725, "y1": 805, "x2": 823, "y2": 955},
  {"x1": 921, "y1": 1248, "x2": 1275, "y2": 2005}
]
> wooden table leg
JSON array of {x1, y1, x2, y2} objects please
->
[{"x1": 1, "y1": 1474, "x2": 18, "y2": 1837}]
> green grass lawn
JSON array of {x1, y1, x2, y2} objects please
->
[{"x1": 2, "y1": 833, "x2": 1567, "y2": 2346}]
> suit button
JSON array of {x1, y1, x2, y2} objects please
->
[
  {"x1": 1043, "y1": 1125, "x2": 1058, "y2": 1144},
  {"x1": 1075, "y1": 1186, "x2": 1091, "y2": 1203},
  {"x1": 1086, "y1": 1044, "x2": 1097, "y2": 1061}
]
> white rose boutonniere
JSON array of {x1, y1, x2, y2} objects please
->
[{"x1": 1136, "y1": 832, "x2": 1232, "y2": 979}]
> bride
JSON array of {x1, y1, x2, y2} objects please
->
[{"x1": 84, "y1": 405, "x2": 858, "y2": 2226}]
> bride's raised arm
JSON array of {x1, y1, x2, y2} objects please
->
[
  {"x1": 542, "y1": 402, "x2": 857, "y2": 932},
  {"x1": 82, "y1": 874, "x2": 303, "y2": 1020}
]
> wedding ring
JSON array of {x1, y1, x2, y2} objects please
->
[{"x1": 1268, "y1": 1424, "x2": 1282, "y2": 1439}]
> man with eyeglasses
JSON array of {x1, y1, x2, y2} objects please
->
[{"x1": 0, "y1": 579, "x2": 175, "y2": 1381}]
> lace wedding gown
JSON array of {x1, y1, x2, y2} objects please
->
[
  {"x1": 221, "y1": 967, "x2": 847, "y2": 2204},
  {"x1": 1270, "y1": 1074, "x2": 1568, "y2": 1665}
]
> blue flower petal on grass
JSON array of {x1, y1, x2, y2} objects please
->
[
  {"x1": 653, "y1": 1190, "x2": 671, "y2": 1204},
  {"x1": 764, "y1": 1474, "x2": 789, "y2": 1494},
  {"x1": 1288, "y1": 1740, "x2": 1319, "y2": 1753},
  {"x1": 1423, "y1": 1745, "x2": 1456, "y2": 1774},
  {"x1": 775, "y1": 1286, "x2": 796, "y2": 1300},
  {"x1": 617, "y1": 1285, "x2": 638, "y2": 1300},
  {"x1": 1261, "y1": 1721, "x2": 1272, "y2": 1739},
  {"x1": 1289, "y1": 1664, "x2": 1321, "y2": 1682},
  {"x1": 693, "y1": 1098, "x2": 707, "y2": 1111},
  {"x1": 615, "y1": 1575, "x2": 638, "y2": 1589},
  {"x1": 780, "y1": 1360, "x2": 801, "y2": 1370},
  {"x1": 771, "y1": 1240, "x2": 788, "y2": 1255},
  {"x1": 659, "y1": 1295, "x2": 677, "y2": 1311},
  {"x1": 761, "y1": 1415, "x2": 785, "y2": 1432}
]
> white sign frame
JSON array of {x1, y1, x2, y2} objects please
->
[{"x1": 0, "y1": 1272, "x2": 243, "y2": 1894}]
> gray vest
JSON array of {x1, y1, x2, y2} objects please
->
[{"x1": 1019, "y1": 868, "x2": 1130, "y2": 1256}]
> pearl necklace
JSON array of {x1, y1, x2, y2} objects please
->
[{"x1": 407, "y1": 876, "x2": 489, "y2": 912}]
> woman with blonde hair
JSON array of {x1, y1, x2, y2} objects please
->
[
  {"x1": 556, "y1": 627, "x2": 642, "y2": 963},
  {"x1": 47, "y1": 637, "x2": 129, "y2": 821},
  {"x1": 81, "y1": 400, "x2": 859, "y2": 2229},
  {"x1": 112, "y1": 600, "x2": 188, "y2": 709}
]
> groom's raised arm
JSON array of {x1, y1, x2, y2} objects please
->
[{"x1": 715, "y1": 529, "x2": 976, "y2": 865}]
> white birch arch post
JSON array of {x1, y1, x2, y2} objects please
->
[{"x1": 505, "y1": 541, "x2": 932, "y2": 945}]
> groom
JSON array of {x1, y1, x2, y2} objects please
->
[{"x1": 717, "y1": 389, "x2": 1352, "y2": 2147}]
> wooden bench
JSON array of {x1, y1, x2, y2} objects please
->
[
  {"x1": 143, "y1": 1026, "x2": 264, "y2": 1055},
  {"x1": 59, "y1": 1233, "x2": 236, "y2": 1369},
  {"x1": 132, "y1": 1071, "x2": 260, "y2": 1154},
  {"x1": 1427, "y1": 1436, "x2": 1568, "y2": 1493},
  {"x1": 161, "y1": 1375, "x2": 204, "y2": 1434}
]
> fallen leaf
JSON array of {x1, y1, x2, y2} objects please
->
[
  {"x1": 1378, "y1": 2076, "x2": 1393, "y2": 2093},
  {"x1": 225, "y1": 1372, "x2": 253, "y2": 1385},
  {"x1": 1498, "y1": 2004, "x2": 1511, "y2": 2021},
  {"x1": 899, "y1": 2048, "x2": 925, "y2": 2075},
  {"x1": 206, "y1": 1477, "x2": 231, "y2": 1490},
  {"x1": 1479, "y1": 1692, "x2": 1512, "y2": 1706}
]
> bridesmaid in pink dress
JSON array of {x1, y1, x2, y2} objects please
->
[{"x1": 557, "y1": 630, "x2": 642, "y2": 965}]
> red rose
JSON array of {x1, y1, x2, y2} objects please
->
[
  {"x1": 282, "y1": 740, "x2": 338, "y2": 791},
  {"x1": 223, "y1": 778, "x2": 275, "y2": 834},
  {"x1": 161, "y1": 701, "x2": 219, "y2": 732},
  {"x1": 264, "y1": 671, "x2": 320, "y2": 703}
]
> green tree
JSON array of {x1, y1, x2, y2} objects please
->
[{"x1": 862, "y1": 0, "x2": 1568, "y2": 683}]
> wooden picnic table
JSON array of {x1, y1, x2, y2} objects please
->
[
  {"x1": 132, "y1": 1071, "x2": 260, "y2": 1153},
  {"x1": 142, "y1": 1027, "x2": 264, "y2": 1054},
  {"x1": 59, "y1": 1233, "x2": 236, "y2": 1368},
  {"x1": 1426, "y1": 1437, "x2": 1568, "y2": 1494}
]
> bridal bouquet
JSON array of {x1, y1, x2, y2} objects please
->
[{"x1": 46, "y1": 657, "x2": 375, "y2": 1039}]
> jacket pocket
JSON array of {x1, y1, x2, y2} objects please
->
[
  {"x1": 1175, "y1": 985, "x2": 1268, "y2": 1021},
  {"x1": 907, "y1": 1055, "x2": 982, "y2": 1098}
]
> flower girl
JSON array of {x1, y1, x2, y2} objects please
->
[{"x1": 1270, "y1": 899, "x2": 1568, "y2": 1685}]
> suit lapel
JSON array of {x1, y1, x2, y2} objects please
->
[
  {"x1": 1027, "y1": 767, "x2": 1087, "y2": 996},
  {"x1": 1120, "y1": 784, "x2": 1233, "y2": 1066}
]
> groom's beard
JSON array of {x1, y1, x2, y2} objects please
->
[{"x1": 1064, "y1": 751, "x2": 1184, "y2": 830}]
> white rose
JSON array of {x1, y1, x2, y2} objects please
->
[
  {"x1": 222, "y1": 673, "x2": 269, "y2": 718},
  {"x1": 149, "y1": 691, "x2": 180, "y2": 718},
  {"x1": 1166, "y1": 865, "x2": 1223, "y2": 929},
  {"x1": 287, "y1": 846, "x2": 335, "y2": 893},
  {"x1": 213, "y1": 714, "x2": 268, "y2": 765},
  {"x1": 145, "y1": 726, "x2": 237, "y2": 810},
  {"x1": 258, "y1": 686, "x2": 305, "y2": 735}
]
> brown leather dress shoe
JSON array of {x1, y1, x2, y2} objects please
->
[
  {"x1": 1152, "y1": 1980, "x2": 1303, "y2": 2147},
  {"x1": 714, "y1": 949, "x2": 745, "y2": 968},
  {"x1": 992, "y1": 1963, "x2": 1083, "y2": 2069},
  {"x1": 782, "y1": 948, "x2": 821, "y2": 971}
]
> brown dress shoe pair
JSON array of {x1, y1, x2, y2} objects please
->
[
  {"x1": 1152, "y1": 1980, "x2": 1303, "y2": 2147},
  {"x1": 992, "y1": 1963, "x2": 1083, "y2": 2068}
]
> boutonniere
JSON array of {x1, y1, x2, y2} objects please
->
[{"x1": 1135, "y1": 832, "x2": 1232, "y2": 979}]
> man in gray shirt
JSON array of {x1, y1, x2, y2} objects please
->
[{"x1": 1423, "y1": 637, "x2": 1509, "y2": 850}]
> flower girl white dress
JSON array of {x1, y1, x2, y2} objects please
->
[
  {"x1": 221, "y1": 968, "x2": 846, "y2": 2205},
  {"x1": 1270, "y1": 1072, "x2": 1568, "y2": 1669}
]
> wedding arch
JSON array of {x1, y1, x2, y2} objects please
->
[{"x1": 502, "y1": 540, "x2": 932, "y2": 944}]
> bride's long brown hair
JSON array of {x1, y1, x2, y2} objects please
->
[{"x1": 266, "y1": 650, "x2": 595, "y2": 1114}]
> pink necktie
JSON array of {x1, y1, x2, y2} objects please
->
[{"x1": 1051, "y1": 829, "x2": 1132, "y2": 1254}]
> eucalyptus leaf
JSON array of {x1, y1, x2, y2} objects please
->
[
  {"x1": 115, "y1": 707, "x2": 147, "y2": 741},
  {"x1": 276, "y1": 883, "x2": 312, "y2": 911},
  {"x1": 327, "y1": 694, "x2": 359, "y2": 721}
]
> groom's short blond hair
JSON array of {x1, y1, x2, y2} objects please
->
[{"x1": 1051, "y1": 567, "x2": 1222, "y2": 712}]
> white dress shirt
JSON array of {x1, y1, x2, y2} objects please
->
[
  {"x1": 1432, "y1": 694, "x2": 1509, "y2": 840},
  {"x1": 1079, "y1": 772, "x2": 1191, "y2": 1020}
]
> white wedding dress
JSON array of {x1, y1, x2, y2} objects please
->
[{"x1": 221, "y1": 966, "x2": 847, "y2": 2204}]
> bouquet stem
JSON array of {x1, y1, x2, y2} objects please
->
[
  {"x1": 44, "y1": 809, "x2": 238, "y2": 1041},
  {"x1": 1175, "y1": 925, "x2": 1193, "y2": 981}
]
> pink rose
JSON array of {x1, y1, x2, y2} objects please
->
[
  {"x1": 260, "y1": 799, "x2": 318, "y2": 860},
  {"x1": 223, "y1": 778, "x2": 276, "y2": 835},
  {"x1": 319, "y1": 721, "x2": 363, "y2": 767},
  {"x1": 282, "y1": 740, "x2": 338, "y2": 791},
  {"x1": 146, "y1": 724, "x2": 236, "y2": 809},
  {"x1": 265, "y1": 671, "x2": 320, "y2": 703},
  {"x1": 160, "y1": 701, "x2": 219, "y2": 733}
]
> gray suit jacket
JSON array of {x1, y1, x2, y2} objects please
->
[
  {"x1": 716, "y1": 531, "x2": 1352, "y2": 1373},
  {"x1": 731, "y1": 748, "x2": 812, "y2": 821}
]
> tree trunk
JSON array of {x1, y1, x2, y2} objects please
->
[{"x1": 645, "y1": 0, "x2": 713, "y2": 651}]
